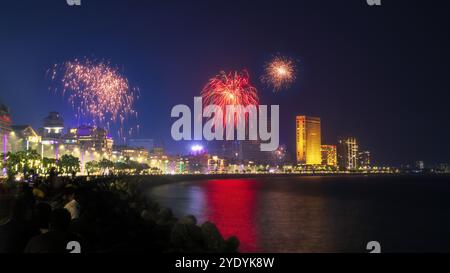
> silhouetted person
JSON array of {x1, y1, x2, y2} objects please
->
[
  {"x1": 31, "y1": 203, "x2": 52, "y2": 234},
  {"x1": 24, "y1": 209, "x2": 72, "y2": 253},
  {"x1": 0, "y1": 199, "x2": 35, "y2": 253},
  {"x1": 63, "y1": 187, "x2": 81, "y2": 220}
]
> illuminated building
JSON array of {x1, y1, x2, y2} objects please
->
[
  {"x1": 338, "y1": 137, "x2": 359, "y2": 170},
  {"x1": 296, "y1": 116, "x2": 321, "y2": 165},
  {"x1": 172, "y1": 156, "x2": 189, "y2": 174},
  {"x1": 151, "y1": 147, "x2": 166, "y2": 157},
  {"x1": 358, "y1": 151, "x2": 371, "y2": 168},
  {"x1": 0, "y1": 104, "x2": 12, "y2": 175},
  {"x1": 42, "y1": 112, "x2": 64, "y2": 138},
  {"x1": 39, "y1": 112, "x2": 66, "y2": 160},
  {"x1": 208, "y1": 155, "x2": 227, "y2": 174},
  {"x1": 113, "y1": 145, "x2": 149, "y2": 163},
  {"x1": 64, "y1": 126, "x2": 114, "y2": 165},
  {"x1": 321, "y1": 145, "x2": 337, "y2": 167},
  {"x1": 0, "y1": 104, "x2": 12, "y2": 152},
  {"x1": 11, "y1": 125, "x2": 41, "y2": 152},
  {"x1": 148, "y1": 154, "x2": 169, "y2": 174}
]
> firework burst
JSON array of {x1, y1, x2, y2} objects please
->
[
  {"x1": 201, "y1": 70, "x2": 259, "y2": 109},
  {"x1": 261, "y1": 55, "x2": 297, "y2": 91},
  {"x1": 201, "y1": 70, "x2": 259, "y2": 127},
  {"x1": 49, "y1": 58, "x2": 139, "y2": 141}
]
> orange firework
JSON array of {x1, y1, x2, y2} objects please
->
[
  {"x1": 261, "y1": 55, "x2": 297, "y2": 91},
  {"x1": 49, "y1": 58, "x2": 139, "y2": 140}
]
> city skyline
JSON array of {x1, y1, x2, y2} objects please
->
[
  {"x1": 1, "y1": 0, "x2": 450, "y2": 165},
  {"x1": 0, "y1": 105, "x2": 439, "y2": 172}
]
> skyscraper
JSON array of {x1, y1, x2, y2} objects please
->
[
  {"x1": 296, "y1": 116, "x2": 321, "y2": 165},
  {"x1": 338, "y1": 137, "x2": 359, "y2": 170},
  {"x1": 321, "y1": 145, "x2": 337, "y2": 167},
  {"x1": 358, "y1": 151, "x2": 371, "y2": 168}
]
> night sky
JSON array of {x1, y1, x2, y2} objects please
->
[{"x1": 1, "y1": 0, "x2": 449, "y2": 165}]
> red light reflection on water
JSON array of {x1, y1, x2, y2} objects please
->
[{"x1": 202, "y1": 179, "x2": 259, "y2": 252}]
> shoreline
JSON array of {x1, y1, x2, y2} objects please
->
[{"x1": 95, "y1": 173, "x2": 450, "y2": 191}]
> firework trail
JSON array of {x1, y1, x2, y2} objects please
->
[
  {"x1": 49, "y1": 58, "x2": 139, "y2": 140},
  {"x1": 261, "y1": 55, "x2": 297, "y2": 91},
  {"x1": 201, "y1": 70, "x2": 259, "y2": 127}
]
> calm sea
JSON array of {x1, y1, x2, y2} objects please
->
[{"x1": 148, "y1": 175, "x2": 450, "y2": 253}]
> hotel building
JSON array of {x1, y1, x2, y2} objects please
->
[
  {"x1": 321, "y1": 145, "x2": 337, "y2": 167},
  {"x1": 296, "y1": 116, "x2": 322, "y2": 165}
]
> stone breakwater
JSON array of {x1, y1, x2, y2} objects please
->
[{"x1": 0, "y1": 176, "x2": 240, "y2": 253}]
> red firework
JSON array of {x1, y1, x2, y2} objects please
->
[
  {"x1": 201, "y1": 70, "x2": 259, "y2": 109},
  {"x1": 201, "y1": 70, "x2": 259, "y2": 128}
]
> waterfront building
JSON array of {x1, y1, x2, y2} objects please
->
[
  {"x1": 207, "y1": 155, "x2": 227, "y2": 174},
  {"x1": 358, "y1": 150, "x2": 371, "y2": 168},
  {"x1": 296, "y1": 116, "x2": 322, "y2": 165},
  {"x1": 148, "y1": 154, "x2": 170, "y2": 174},
  {"x1": 42, "y1": 112, "x2": 64, "y2": 139},
  {"x1": 113, "y1": 145, "x2": 149, "y2": 163},
  {"x1": 173, "y1": 156, "x2": 189, "y2": 174},
  {"x1": 61, "y1": 125, "x2": 114, "y2": 166},
  {"x1": 338, "y1": 137, "x2": 359, "y2": 170},
  {"x1": 11, "y1": 125, "x2": 41, "y2": 152},
  {"x1": 321, "y1": 145, "x2": 337, "y2": 167}
]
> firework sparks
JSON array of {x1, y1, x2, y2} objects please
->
[
  {"x1": 201, "y1": 70, "x2": 259, "y2": 109},
  {"x1": 49, "y1": 58, "x2": 139, "y2": 140},
  {"x1": 261, "y1": 55, "x2": 297, "y2": 91},
  {"x1": 201, "y1": 70, "x2": 259, "y2": 127}
]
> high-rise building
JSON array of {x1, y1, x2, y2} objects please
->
[
  {"x1": 321, "y1": 145, "x2": 337, "y2": 167},
  {"x1": 358, "y1": 151, "x2": 371, "y2": 168},
  {"x1": 338, "y1": 137, "x2": 359, "y2": 170},
  {"x1": 296, "y1": 116, "x2": 321, "y2": 165}
]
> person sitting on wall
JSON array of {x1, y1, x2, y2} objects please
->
[
  {"x1": 63, "y1": 187, "x2": 81, "y2": 220},
  {"x1": 24, "y1": 209, "x2": 72, "y2": 253}
]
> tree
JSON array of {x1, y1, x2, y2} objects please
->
[
  {"x1": 42, "y1": 157, "x2": 57, "y2": 175},
  {"x1": 114, "y1": 161, "x2": 129, "y2": 175},
  {"x1": 98, "y1": 159, "x2": 114, "y2": 175},
  {"x1": 85, "y1": 161, "x2": 99, "y2": 176},
  {"x1": 4, "y1": 150, "x2": 41, "y2": 180},
  {"x1": 58, "y1": 154, "x2": 80, "y2": 176}
]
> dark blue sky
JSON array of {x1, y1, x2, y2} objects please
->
[{"x1": 1, "y1": 0, "x2": 449, "y2": 165}]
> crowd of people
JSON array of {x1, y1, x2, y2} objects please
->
[{"x1": 0, "y1": 176, "x2": 239, "y2": 253}]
